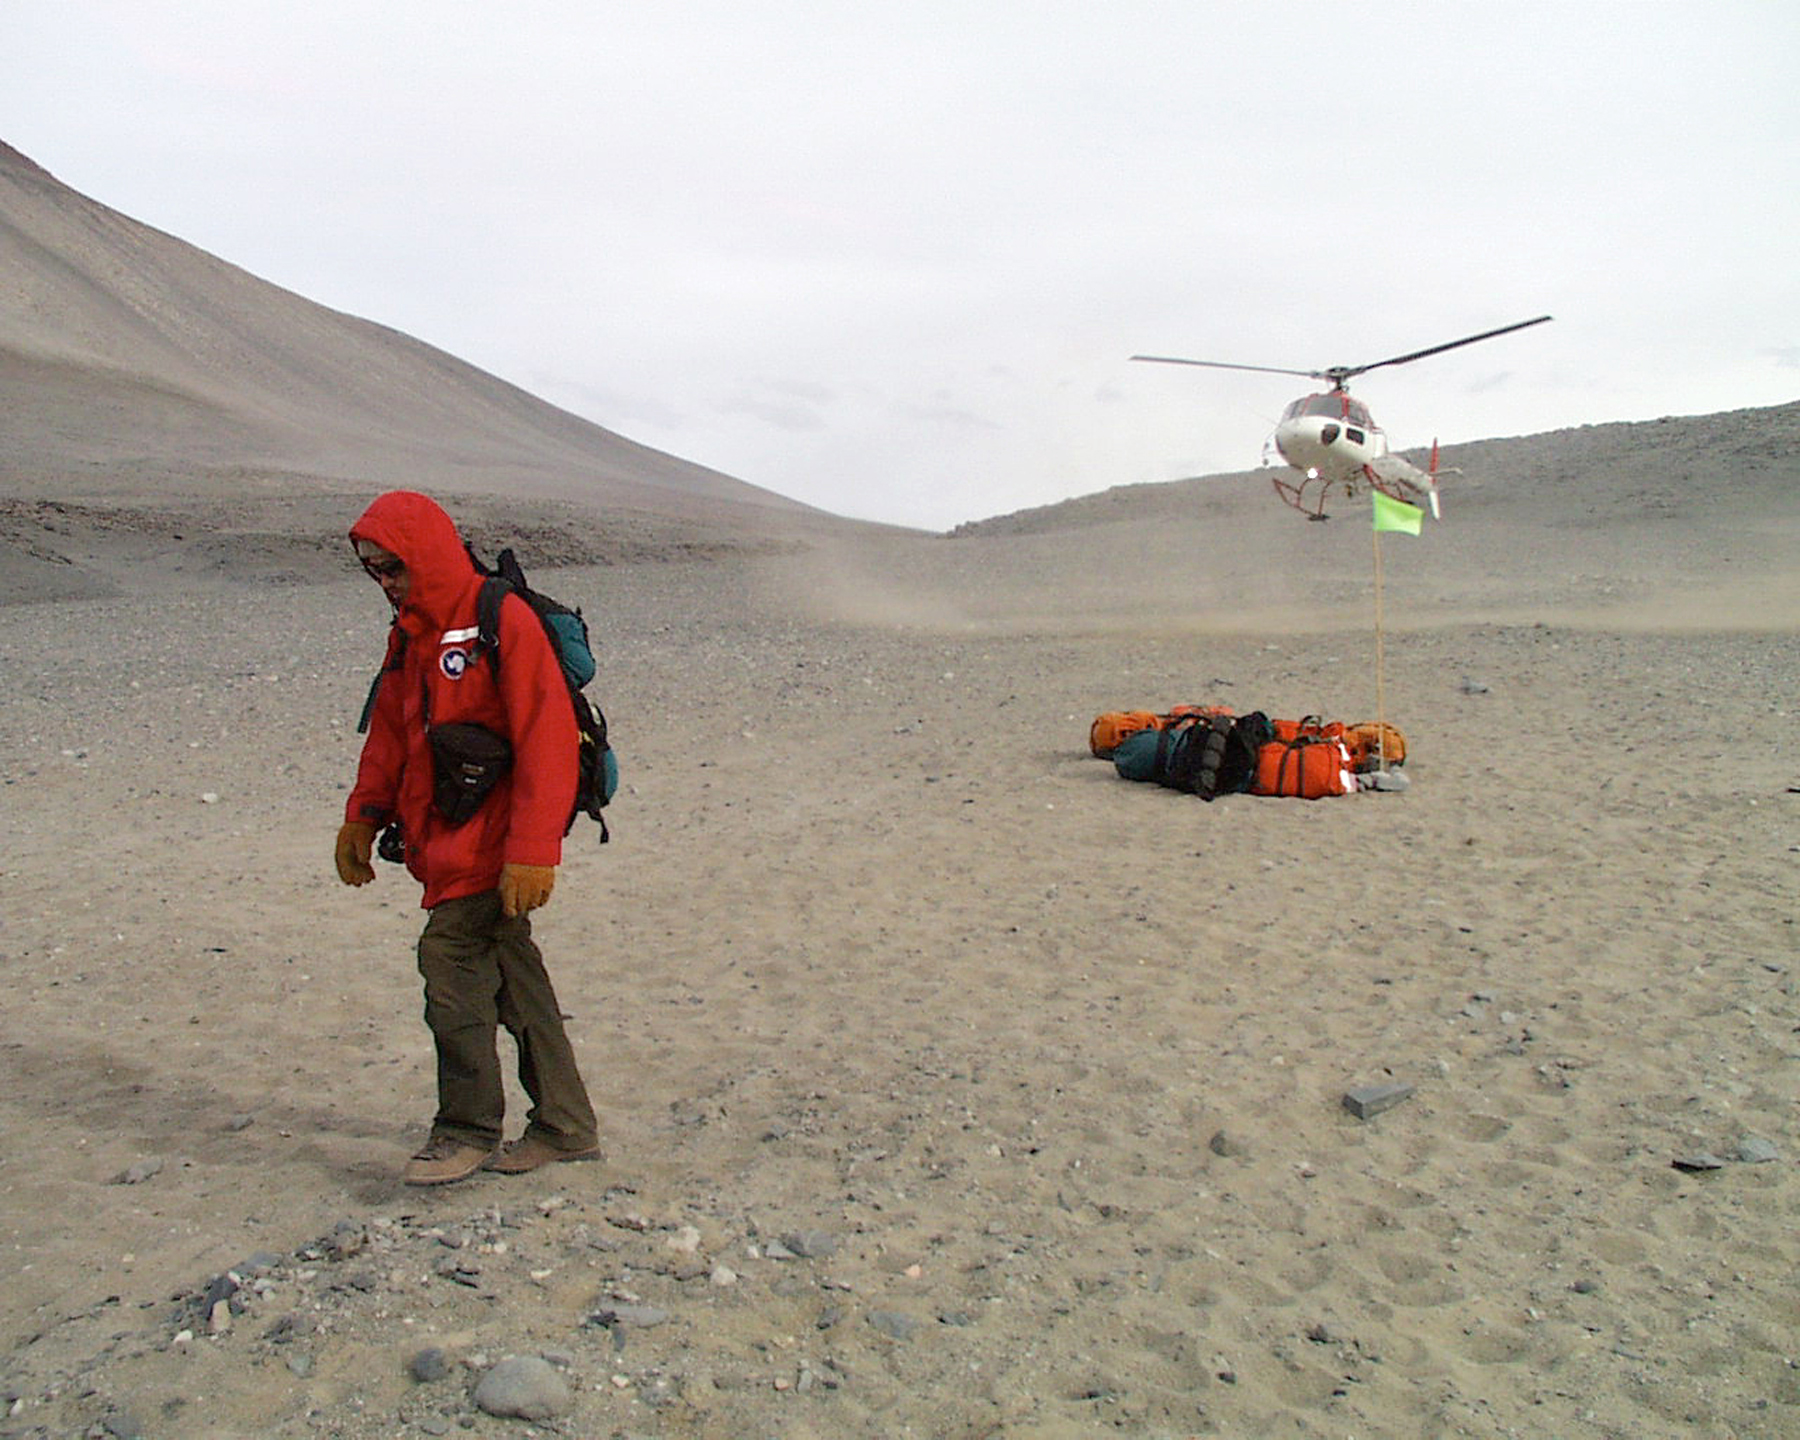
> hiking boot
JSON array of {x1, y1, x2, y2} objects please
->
[
  {"x1": 482, "y1": 1134, "x2": 604, "y2": 1175},
  {"x1": 402, "y1": 1136, "x2": 495, "y2": 1186}
]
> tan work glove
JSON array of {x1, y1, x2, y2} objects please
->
[
  {"x1": 335, "y1": 821, "x2": 377, "y2": 886},
  {"x1": 499, "y1": 863, "x2": 556, "y2": 918}
]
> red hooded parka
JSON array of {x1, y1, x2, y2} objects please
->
[{"x1": 346, "y1": 491, "x2": 578, "y2": 908}]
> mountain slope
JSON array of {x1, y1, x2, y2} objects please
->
[{"x1": 0, "y1": 141, "x2": 811, "y2": 520}]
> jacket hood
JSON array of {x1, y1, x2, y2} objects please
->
[{"x1": 350, "y1": 490, "x2": 476, "y2": 629}]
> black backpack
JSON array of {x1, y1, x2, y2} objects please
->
[
  {"x1": 470, "y1": 548, "x2": 616, "y2": 842},
  {"x1": 1143, "y1": 711, "x2": 1271, "y2": 799}
]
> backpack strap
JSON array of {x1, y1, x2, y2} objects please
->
[
  {"x1": 473, "y1": 576, "x2": 510, "y2": 675},
  {"x1": 1152, "y1": 721, "x2": 1176, "y2": 778},
  {"x1": 495, "y1": 547, "x2": 529, "y2": 592},
  {"x1": 1275, "y1": 736, "x2": 1305, "y2": 795},
  {"x1": 356, "y1": 628, "x2": 408, "y2": 735}
]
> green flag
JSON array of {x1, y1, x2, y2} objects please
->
[{"x1": 1371, "y1": 491, "x2": 1423, "y2": 535}]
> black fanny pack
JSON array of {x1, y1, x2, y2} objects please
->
[{"x1": 428, "y1": 723, "x2": 514, "y2": 825}]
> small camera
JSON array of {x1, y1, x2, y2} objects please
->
[{"x1": 377, "y1": 822, "x2": 406, "y2": 864}]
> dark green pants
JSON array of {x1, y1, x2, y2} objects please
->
[{"x1": 416, "y1": 890, "x2": 598, "y2": 1151}]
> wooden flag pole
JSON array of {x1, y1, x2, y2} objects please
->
[{"x1": 1372, "y1": 522, "x2": 1388, "y2": 770}]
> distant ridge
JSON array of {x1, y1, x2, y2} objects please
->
[
  {"x1": 0, "y1": 141, "x2": 817, "y2": 523},
  {"x1": 949, "y1": 399, "x2": 1800, "y2": 538}
]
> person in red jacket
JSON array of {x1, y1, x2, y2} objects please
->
[{"x1": 333, "y1": 491, "x2": 601, "y2": 1186}]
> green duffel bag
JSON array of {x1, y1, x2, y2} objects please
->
[{"x1": 1112, "y1": 725, "x2": 1164, "y2": 783}]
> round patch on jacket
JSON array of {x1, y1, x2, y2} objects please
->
[{"x1": 439, "y1": 647, "x2": 470, "y2": 679}]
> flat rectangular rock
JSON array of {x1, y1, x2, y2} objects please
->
[{"x1": 1343, "y1": 1082, "x2": 1416, "y2": 1119}]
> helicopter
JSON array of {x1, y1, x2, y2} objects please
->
[{"x1": 1131, "y1": 315, "x2": 1553, "y2": 520}]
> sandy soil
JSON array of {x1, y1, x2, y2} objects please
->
[
  {"x1": 2, "y1": 482, "x2": 1796, "y2": 1439},
  {"x1": 6, "y1": 136, "x2": 1796, "y2": 1438}
]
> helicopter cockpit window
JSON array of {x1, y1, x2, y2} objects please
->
[{"x1": 1289, "y1": 394, "x2": 1376, "y2": 427}]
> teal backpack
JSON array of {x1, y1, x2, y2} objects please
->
[{"x1": 471, "y1": 547, "x2": 617, "y2": 841}]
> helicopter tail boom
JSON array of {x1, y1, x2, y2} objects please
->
[{"x1": 1364, "y1": 450, "x2": 1442, "y2": 519}]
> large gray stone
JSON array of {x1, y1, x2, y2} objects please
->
[
  {"x1": 1342, "y1": 1082, "x2": 1415, "y2": 1119},
  {"x1": 473, "y1": 1356, "x2": 572, "y2": 1420}
]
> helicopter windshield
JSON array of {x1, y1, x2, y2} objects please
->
[{"x1": 1283, "y1": 393, "x2": 1374, "y2": 427}]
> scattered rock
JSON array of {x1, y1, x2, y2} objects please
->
[
  {"x1": 473, "y1": 1356, "x2": 572, "y2": 1421},
  {"x1": 1342, "y1": 1082, "x2": 1415, "y2": 1119},
  {"x1": 1735, "y1": 1136, "x2": 1779, "y2": 1164},
  {"x1": 233, "y1": 1250, "x2": 284, "y2": 1277},
  {"x1": 868, "y1": 1310, "x2": 921, "y2": 1342},
  {"x1": 111, "y1": 1158, "x2": 163, "y2": 1185},
  {"x1": 198, "y1": 1273, "x2": 239, "y2": 1313},
  {"x1": 322, "y1": 1221, "x2": 367, "y2": 1262},
  {"x1": 263, "y1": 1314, "x2": 300, "y2": 1344},
  {"x1": 409, "y1": 1346, "x2": 451, "y2": 1383},
  {"x1": 1671, "y1": 1153, "x2": 1727, "y2": 1173},
  {"x1": 781, "y1": 1228, "x2": 839, "y2": 1259},
  {"x1": 588, "y1": 1302, "x2": 670, "y2": 1330},
  {"x1": 436, "y1": 1257, "x2": 482, "y2": 1287}
]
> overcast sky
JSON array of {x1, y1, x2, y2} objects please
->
[{"x1": 8, "y1": 2, "x2": 1797, "y2": 529}]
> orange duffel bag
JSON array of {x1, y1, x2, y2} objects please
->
[
  {"x1": 1089, "y1": 710, "x2": 1163, "y2": 758},
  {"x1": 1344, "y1": 722, "x2": 1407, "y2": 771},
  {"x1": 1269, "y1": 715, "x2": 1347, "y2": 745},
  {"x1": 1250, "y1": 734, "x2": 1356, "y2": 798}
]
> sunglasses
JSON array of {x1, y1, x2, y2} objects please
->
[{"x1": 360, "y1": 555, "x2": 406, "y2": 581}]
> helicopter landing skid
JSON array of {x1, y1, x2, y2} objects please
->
[{"x1": 1271, "y1": 474, "x2": 1332, "y2": 521}]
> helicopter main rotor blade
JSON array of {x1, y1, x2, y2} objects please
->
[
  {"x1": 1130, "y1": 355, "x2": 1328, "y2": 381},
  {"x1": 1341, "y1": 314, "x2": 1553, "y2": 382}
]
